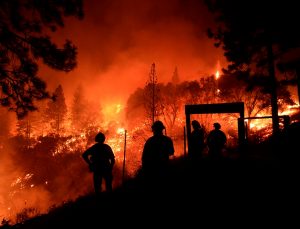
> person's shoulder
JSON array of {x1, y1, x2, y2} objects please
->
[
  {"x1": 103, "y1": 143, "x2": 113, "y2": 150},
  {"x1": 145, "y1": 136, "x2": 155, "y2": 144},
  {"x1": 164, "y1": 135, "x2": 173, "y2": 142},
  {"x1": 88, "y1": 143, "x2": 98, "y2": 149},
  {"x1": 83, "y1": 143, "x2": 97, "y2": 154}
]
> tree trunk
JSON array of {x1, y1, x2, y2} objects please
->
[
  {"x1": 296, "y1": 67, "x2": 300, "y2": 105},
  {"x1": 267, "y1": 43, "x2": 280, "y2": 135}
]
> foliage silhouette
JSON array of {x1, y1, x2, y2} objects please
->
[
  {"x1": 0, "y1": 0, "x2": 83, "y2": 118},
  {"x1": 205, "y1": 0, "x2": 300, "y2": 134}
]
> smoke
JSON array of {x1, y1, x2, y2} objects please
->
[
  {"x1": 0, "y1": 145, "x2": 18, "y2": 220},
  {"x1": 40, "y1": 0, "x2": 225, "y2": 108},
  {"x1": 1, "y1": 1, "x2": 227, "y2": 221},
  {"x1": 0, "y1": 136, "x2": 92, "y2": 223},
  {"x1": 0, "y1": 143, "x2": 52, "y2": 222}
]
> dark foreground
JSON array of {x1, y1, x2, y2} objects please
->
[{"x1": 6, "y1": 151, "x2": 299, "y2": 228}]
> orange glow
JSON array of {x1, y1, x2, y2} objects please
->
[
  {"x1": 103, "y1": 103, "x2": 124, "y2": 125},
  {"x1": 2, "y1": 0, "x2": 300, "y2": 224},
  {"x1": 215, "y1": 70, "x2": 220, "y2": 80},
  {"x1": 117, "y1": 127, "x2": 125, "y2": 134}
]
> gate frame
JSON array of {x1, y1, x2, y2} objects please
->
[{"x1": 185, "y1": 102, "x2": 245, "y2": 155}]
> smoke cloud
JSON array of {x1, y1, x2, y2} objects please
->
[{"x1": 41, "y1": 0, "x2": 225, "y2": 108}]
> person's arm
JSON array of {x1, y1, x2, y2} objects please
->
[
  {"x1": 168, "y1": 138, "x2": 175, "y2": 156},
  {"x1": 222, "y1": 132, "x2": 227, "y2": 145},
  {"x1": 82, "y1": 147, "x2": 92, "y2": 165},
  {"x1": 110, "y1": 149, "x2": 115, "y2": 168},
  {"x1": 107, "y1": 145, "x2": 115, "y2": 168},
  {"x1": 141, "y1": 140, "x2": 150, "y2": 166}
]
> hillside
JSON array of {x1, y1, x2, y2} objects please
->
[{"x1": 5, "y1": 150, "x2": 298, "y2": 228}]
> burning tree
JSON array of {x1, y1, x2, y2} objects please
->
[
  {"x1": 218, "y1": 74, "x2": 295, "y2": 118},
  {"x1": 171, "y1": 67, "x2": 180, "y2": 84},
  {"x1": 159, "y1": 67, "x2": 182, "y2": 133},
  {"x1": 144, "y1": 63, "x2": 162, "y2": 126},
  {"x1": 71, "y1": 85, "x2": 89, "y2": 132},
  {"x1": 71, "y1": 85, "x2": 103, "y2": 135},
  {"x1": 125, "y1": 88, "x2": 146, "y2": 130},
  {"x1": 126, "y1": 77, "x2": 222, "y2": 134},
  {"x1": 44, "y1": 85, "x2": 67, "y2": 134},
  {"x1": 160, "y1": 82, "x2": 181, "y2": 133},
  {"x1": 217, "y1": 73, "x2": 295, "y2": 141}
]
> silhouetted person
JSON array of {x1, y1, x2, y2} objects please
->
[
  {"x1": 189, "y1": 120, "x2": 205, "y2": 159},
  {"x1": 82, "y1": 132, "x2": 115, "y2": 194},
  {"x1": 142, "y1": 121, "x2": 174, "y2": 180},
  {"x1": 207, "y1": 123, "x2": 227, "y2": 159}
]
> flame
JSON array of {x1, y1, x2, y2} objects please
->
[
  {"x1": 116, "y1": 104, "x2": 122, "y2": 113},
  {"x1": 103, "y1": 103, "x2": 124, "y2": 124},
  {"x1": 215, "y1": 70, "x2": 220, "y2": 80},
  {"x1": 1, "y1": 81, "x2": 299, "y2": 223},
  {"x1": 117, "y1": 128, "x2": 125, "y2": 134}
]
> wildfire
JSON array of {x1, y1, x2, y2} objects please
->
[
  {"x1": 103, "y1": 103, "x2": 124, "y2": 125},
  {"x1": 117, "y1": 128, "x2": 125, "y2": 134},
  {"x1": 215, "y1": 70, "x2": 220, "y2": 80},
  {"x1": 1, "y1": 81, "x2": 299, "y2": 225}
]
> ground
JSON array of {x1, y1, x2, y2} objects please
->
[{"x1": 6, "y1": 149, "x2": 298, "y2": 228}]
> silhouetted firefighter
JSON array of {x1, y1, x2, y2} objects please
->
[
  {"x1": 142, "y1": 121, "x2": 174, "y2": 181},
  {"x1": 189, "y1": 120, "x2": 205, "y2": 159},
  {"x1": 207, "y1": 122, "x2": 227, "y2": 159},
  {"x1": 82, "y1": 132, "x2": 115, "y2": 194}
]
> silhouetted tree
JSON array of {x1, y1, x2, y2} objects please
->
[
  {"x1": 45, "y1": 85, "x2": 67, "y2": 134},
  {"x1": 71, "y1": 85, "x2": 103, "y2": 133},
  {"x1": 218, "y1": 73, "x2": 294, "y2": 132},
  {"x1": 71, "y1": 85, "x2": 87, "y2": 130},
  {"x1": 125, "y1": 87, "x2": 146, "y2": 129},
  {"x1": 16, "y1": 113, "x2": 34, "y2": 139},
  {"x1": 220, "y1": 74, "x2": 294, "y2": 117},
  {"x1": 0, "y1": 107, "x2": 12, "y2": 137},
  {"x1": 160, "y1": 82, "x2": 181, "y2": 132},
  {"x1": 171, "y1": 67, "x2": 180, "y2": 85},
  {"x1": 277, "y1": 49, "x2": 300, "y2": 105},
  {"x1": 206, "y1": 0, "x2": 300, "y2": 134},
  {"x1": 144, "y1": 63, "x2": 162, "y2": 126},
  {"x1": 199, "y1": 76, "x2": 218, "y2": 104},
  {"x1": 178, "y1": 81, "x2": 201, "y2": 104},
  {"x1": 0, "y1": 0, "x2": 83, "y2": 119}
]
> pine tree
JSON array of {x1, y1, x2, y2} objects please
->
[
  {"x1": 206, "y1": 0, "x2": 300, "y2": 134},
  {"x1": 172, "y1": 67, "x2": 180, "y2": 85},
  {"x1": 0, "y1": 0, "x2": 83, "y2": 118},
  {"x1": 71, "y1": 85, "x2": 86, "y2": 131},
  {"x1": 45, "y1": 85, "x2": 67, "y2": 134},
  {"x1": 0, "y1": 107, "x2": 12, "y2": 137},
  {"x1": 144, "y1": 63, "x2": 159, "y2": 125},
  {"x1": 71, "y1": 85, "x2": 103, "y2": 133}
]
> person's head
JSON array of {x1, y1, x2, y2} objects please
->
[
  {"x1": 151, "y1": 120, "x2": 165, "y2": 134},
  {"x1": 95, "y1": 132, "x2": 105, "y2": 143},
  {"x1": 191, "y1": 120, "x2": 201, "y2": 129},
  {"x1": 213, "y1": 122, "x2": 221, "y2": 130}
]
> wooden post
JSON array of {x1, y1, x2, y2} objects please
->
[
  {"x1": 183, "y1": 126, "x2": 187, "y2": 157},
  {"x1": 122, "y1": 130, "x2": 127, "y2": 183}
]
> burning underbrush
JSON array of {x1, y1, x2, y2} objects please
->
[
  {"x1": 1, "y1": 104, "x2": 299, "y2": 225},
  {"x1": 0, "y1": 124, "x2": 185, "y2": 225}
]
